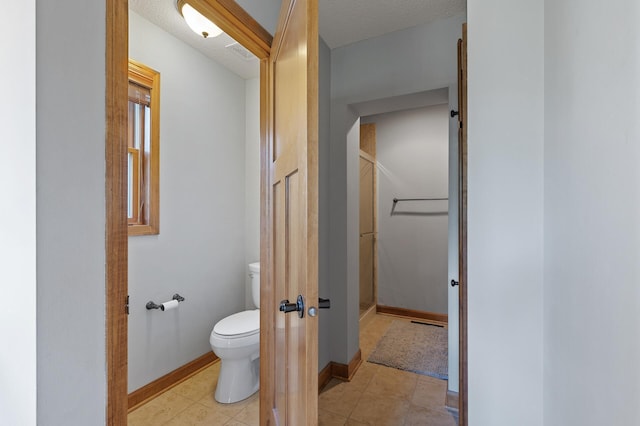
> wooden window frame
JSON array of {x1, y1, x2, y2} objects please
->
[{"x1": 127, "y1": 59, "x2": 160, "y2": 236}]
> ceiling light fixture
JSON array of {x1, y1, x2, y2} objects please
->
[{"x1": 177, "y1": 0, "x2": 223, "y2": 39}]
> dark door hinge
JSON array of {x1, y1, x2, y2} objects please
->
[{"x1": 126, "y1": 295, "x2": 130, "y2": 315}]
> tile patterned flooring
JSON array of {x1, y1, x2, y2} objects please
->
[{"x1": 128, "y1": 314, "x2": 458, "y2": 425}]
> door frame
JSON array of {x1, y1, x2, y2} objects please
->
[
  {"x1": 457, "y1": 23, "x2": 468, "y2": 426},
  {"x1": 105, "y1": 0, "x2": 272, "y2": 423}
]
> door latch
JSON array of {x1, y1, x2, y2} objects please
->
[
  {"x1": 308, "y1": 298, "x2": 331, "y2": 317},
  {"x1": 279, "y1": 295, "x2": 305, "y2": 318}
]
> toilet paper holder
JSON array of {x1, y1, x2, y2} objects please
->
[{"x1": 146, "y1": 294, "x2": 185, "y2": 311}]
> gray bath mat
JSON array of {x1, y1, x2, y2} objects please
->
[{"x1": 368, "y1": 320, "x2": 448, "y2": 380}]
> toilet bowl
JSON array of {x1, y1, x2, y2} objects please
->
[{"x1": 209, "y1": 262, "x2": 260, "y2": 403}]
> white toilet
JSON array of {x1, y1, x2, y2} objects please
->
[{"x1": 210, "y1": 262, "x2": 260, "y2": 403}]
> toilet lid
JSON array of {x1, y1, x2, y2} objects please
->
[{"x1": 214, "y1": 310, "x2": 259, "y2": 336}]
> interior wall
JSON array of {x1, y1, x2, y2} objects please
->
[
  {"x1": 36, "y1": 0, "x2": 107, "y2": 423},
  {"x1": 128, "y1": 12, "x2": 249, "y2": 392},
  {"x1": 1, "y1": 1, "x2": 36, "y2": 425},
  {"x1": 362, "y1": 104, "x2": 449, "y2": 314},
  {"x1": 466, "y1": 0, "x2": 544, "y2": 424},
  {"x1": 245, "y1": 77, "x2": 260, "y2": 308},
  {"x1": 544, "y1": 0, "x2": 640, "y2": 424},
  {"x1": 26, "y1": 2, "x2": 640, "y2": 425},
  {"x1": 236, "y1": 0, "x2": 281, "y2": 35},
  {"x1": 318, "y1": 36, "x2": 332, "y2": 371},
  {"x1": 330, "y1": 13, "x2": 464, "y2": 382}
]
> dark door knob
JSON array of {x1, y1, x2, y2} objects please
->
[
  {"x1": 279, "y1": 294, "x2": 305, "y2": 318},
  {"x1": 318, "y1": 298, "x2": 330, "y2": 309},
  {"x1": 451, "y1": 279, "x2": 459, "y2": 287}
]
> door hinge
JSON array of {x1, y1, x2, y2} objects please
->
[{"x1": 126, "y1": 295, "x2": 130, "y2": 315}]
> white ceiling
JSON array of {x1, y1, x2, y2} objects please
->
[
  {"x1": 129, "y1": 0, "x2": 261, "y2": 79},
  {"x1": 319, "y1": 0, "x2": 466, "y2": 49},
  {"x1": 130, "y1": 0, "x2": 466, "y2": 80}
]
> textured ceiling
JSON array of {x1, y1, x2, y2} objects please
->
[
  {"x1": 129, "y1": 0, "x2": 260, "y2": 79},
  {"x1": 130, "y1": 0, "x2": 466, "y2": 79}
]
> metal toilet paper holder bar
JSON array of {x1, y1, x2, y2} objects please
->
[{"x1": 146, "y1": 294, "x2": 185, "y2": 310}]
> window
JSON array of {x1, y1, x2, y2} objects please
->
[{"x1": 128, "y1": 59, "x2": 160, "y2": 235}]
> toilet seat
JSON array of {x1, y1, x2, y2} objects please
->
[{"x1": 213, "y1": 309, "x2": 259, "y2": 338}]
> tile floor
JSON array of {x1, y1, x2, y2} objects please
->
[{"x1": 128, "y1": 314, "x2": 458, "y2": 425}]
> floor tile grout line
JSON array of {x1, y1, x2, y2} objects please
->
[{"x1": 159, "y1": 397, "x2": 198, "y2": 426}]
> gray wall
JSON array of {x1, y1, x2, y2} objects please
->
[
  {"x1": 318, "y1": 36, "x2": 332, "y2": 371},
  {"x1": 1, "y1": 1, "x2": 36, "y2": 425},
  {"x1": 36, "y1": 0, "x2": 107, "y2": 423},
  {"x1": 330, "y1": 13, "x2": 464, "y2": 383},
  {"x1": 467, "y1": 0, "x2": 544, "y2": 423},
  {"x1": 543, "y1": 0, "x2": 640, "y2": 424},
  {"x1": 19, "y1": 1, "x2": 640, "y2": 424},
  {"x1": 236, "y1": 0, "x2": 281, "y2": 35},
  {"x1": 128, "y1": 12, "x2": 251, "y2": 392},
  {"x1": 362, "y1": 104, "x2": 449, "y2": 314},
  {"x1": 244, "y1": 78, "x2": 261, "y2": 308}
]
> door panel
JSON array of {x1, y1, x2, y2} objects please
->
[
  {"x1": 359, "y1": 123, "x2": 377, "y2": 316},
  {"x1": 359, "y1": 158, "x2": 374, "y2": 234},
  {"x1": 359, "y1": 155, "x2": 375, "y2": 313},
  {"x1": 261, "y1": 0, "x2": 318, "y2": 424},
  {"x1": 359, "y1": 234, "x2": 374, "y2": 309}
]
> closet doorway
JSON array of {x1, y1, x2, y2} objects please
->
[{"x1": 359, "y1": 124, "x2": 377, "y2": 318}]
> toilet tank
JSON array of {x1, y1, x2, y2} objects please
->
[{"x1": 249, "y1": 262, "x2": 260, "y2": 308}]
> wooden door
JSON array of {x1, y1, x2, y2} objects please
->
[
  {"x1": 457, "y1": 23, "x2": 468, "y2": 426},
  {"x1": 260, "y1": 0, "x2": 319, "y2": 424},
  {"x1": 359, "y1": 155, "x2": 375, "y2": 312},
  {"x1": 359, "y1": 123, "x2": 377, "y2": 315}
]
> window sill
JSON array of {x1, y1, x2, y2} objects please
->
[{"x1": 128, "y1": 224, "x2": 159, "y2": 236}]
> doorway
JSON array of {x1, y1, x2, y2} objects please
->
[
  {"x1": 125, "y1": 4, "x2": 262, "y2": 405},
  {"x1": 106, "y1": 0, "x2": 273, "y2": 423},
  {"x1": 107, "y1": 1, "x2": 468, "y2": 424},
  {"x1": 346, "y1": 85, "x2": 464, "y2": 419},
  {"x1": 361, "y1": 104, "x2": 450, "y2": 321}
]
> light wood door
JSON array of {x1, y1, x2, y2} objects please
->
[
  {"x1": 359, "y1": 155, "x2": 375, "y2": 312},
  {"x1": 359, "y1": 124, "x2": 377, "y2": 314},
  {"x1": 260, "y1": 0, "x2": 318, "y2": 424}
]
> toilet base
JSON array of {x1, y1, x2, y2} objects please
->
[{"x1": 214, "y1": 354, "x2": 260, "y2": 403}]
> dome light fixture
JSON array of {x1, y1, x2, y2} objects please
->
[{"x1": 178, "y1": 0, "x2": 223, "y2": 39}]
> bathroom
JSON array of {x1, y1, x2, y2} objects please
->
[{"x1": 126, "y1": 6, "x2": 262, "y2": 399}]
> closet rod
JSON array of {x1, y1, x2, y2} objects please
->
[{"x1": 393, "y1": 197, "x2": 448, "y2": 204}]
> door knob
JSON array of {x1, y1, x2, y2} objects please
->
[
  {"x1": 279, "y1": 294, "x2": 305, "y2": 318},
  {"x1": 451, "y1": 279, "x2": 459, "y2": 287}
]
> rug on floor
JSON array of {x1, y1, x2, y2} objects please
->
[{"x1": 367, "y1": 320, "x2": 448, "y2": 380}]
